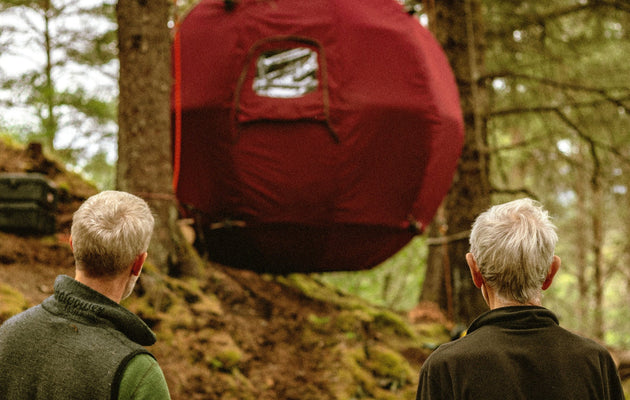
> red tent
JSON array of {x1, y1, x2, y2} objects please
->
[{"x1": 171, "y1": 0, "x2": 464, "y2": 273}]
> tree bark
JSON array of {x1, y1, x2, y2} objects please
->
[
  {"x1": 420, "y1": 0, "x2": 490, "y2": 324},
  {"x1": 42, "y1": 4, "x2": 56, "y2": 151},
  {"x1": 574, "y1": 143, "x2": 592, "y2": 333},
  {"x1": 591, "y1": 157, "x2": 605, "y2": 341},
  {"x1": 116, "y1": 0, "x2": 200, "y2": 277}
]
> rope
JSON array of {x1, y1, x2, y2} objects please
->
[
  {"x1": 133, "y1": 192, "x2": 178, "y2": 202},
  {"x1": 426, "y1": 229, "x2": 471, "y2": 245}
]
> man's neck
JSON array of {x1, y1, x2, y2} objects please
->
[
  {"x1": 484, "y1": 284, "x2": 541, "y2": 309},
  {"x1": 74, "y1": 269, "x2": 127, "y2": 304}
]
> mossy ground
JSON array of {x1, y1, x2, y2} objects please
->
[{"x1": 1, "y1": 137, "x2": 628, "y2": 399}]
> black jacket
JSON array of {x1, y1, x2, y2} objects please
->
[{"x1": 416, "y1": 306, "x2": 625, "y2": 400}]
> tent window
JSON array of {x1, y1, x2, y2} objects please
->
[{"x1": 253, "y1": 47, "x2": 319, "y2": 98}]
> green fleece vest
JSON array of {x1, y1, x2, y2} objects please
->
[{"x1": 0, "y1": 275, "x2": 156, "y2": 400}]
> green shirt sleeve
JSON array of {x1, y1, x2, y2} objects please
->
[{"x1": 118, "y1": 354, "x2": 171, "y2": 400}]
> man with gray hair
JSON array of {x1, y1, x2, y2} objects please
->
[
  {"x1": 0, "y1": 191, "x2": 170, "y2": 399},
  {"x1": 416, "y1": 198, "x2": 625, "y2": 400}
]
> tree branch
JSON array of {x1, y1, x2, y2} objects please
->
[
  {"x1": 489, "y1": 134, "x2": 550, "y2": 153},
  {"x1": 485, "y1": 71, "x2": 630, "y2": 94},
  {"x1": 487, "y1": 0, "x2": 630, "y2": 37},
  {"x1": 490, "y1": 104, "x2": 630, "y2": 166},
  {"x1": 529, "y1": 0, "x2": 630, "y2": 22},
  {"x1": 554, "y1": 108, "x2": 630, "y2": 166},
  {"x1": 491, "y1": 94, "x2": 630, "y2": 117}
]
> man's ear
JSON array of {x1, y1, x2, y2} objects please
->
[
  {"x1": 131, "y1": 252, "x2": 147, "y2": 276},
  {"x1": 542, "y1": 255, "x2": 561, "y2": 290},
  {"x1": 69, "y1": 236, "x2": 73, "y2": 251},
  {"x1": 466, "y1": 253, "x2": 484, "y2": 289}
]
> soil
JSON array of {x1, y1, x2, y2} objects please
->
[
  {"x1": 1, "y1": 139, "x2": 628, "y2": 399},
  {"x1": 0, "y1": 139, "x2": 452, "y2": 400}
]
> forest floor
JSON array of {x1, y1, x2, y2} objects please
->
[
  {"x1": 0, "y1": 138, "x2": 452, "y2": 399},
  {"x1": 0, "y1": 138, "x2": 628, "y2": 399}
]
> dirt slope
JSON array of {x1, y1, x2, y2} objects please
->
[
  {"x1": 1, "y1": 139, "x2": 627, "y2": 399},
  {"x1": 0, "y1": 139, "x2": 451, "y2": 400}
]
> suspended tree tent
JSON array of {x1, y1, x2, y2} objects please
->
[{"x1": 171, "y1": 0, "x2": 464, "y2": 273}]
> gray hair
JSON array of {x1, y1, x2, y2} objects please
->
[
  {"x1": 469, "y1": 198, "x2": 558, "y2": 304},
  {"x1": 71, "y1": 191, "x2": 154, "y2": 277}
]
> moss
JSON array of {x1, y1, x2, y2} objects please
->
[
  {"x1": 216, "y1": 369, "x2": 257, "y2": 400},
  {"x1": 39, "y1": 235, "x2": 59, "y2": 246},
  {"x1": 364, "y1": 344, "x2": 415, "y2": 388},
  {"x1": 308, "y1": 313, "x2": 330, "y2": 325},
  {"x1": 335, "y1": 309, "x2": 370, "y2": 331},
  {"x1": 0, "y1": 284, "x2": 30, "y2": 322},
  {"x1": 277, "y1": 274, "x2": 372, "y2": 310},
  {"x1": 340, "y1": 345, "x2": 378, "y2": 397},
  {"x1": 190, "y1": 292, "x2": 223, "y2": 317},
  {"x1": 331, "y1": 342, "x2": 418, "y2": 399},
  {"x1": 122, "y1": 273, "x2": 165, "y2": 321},
  {"x1": 141, "y1": 260, "x2": 160, "y2": 275},
  {"x1": 371, "y1": 309, "x2": 417, "y2": 339},
  {"x1": 203, "y1": 332, "x2": 244, "y2": 372},
  {"x1": 125, "y1": 266, "x2": 221, "y2": 332},
  {"x1": 162, "y1": 302, "x2": 196, "y2": 330},
  {"x1": 327, "y1": 361, "x2": 362, "y2": 399},
  {"x1": 414, "y1": 322, "x2": 451, "y2": 347},
  {"x1": 307, "y1": 313, "x2": 332, "y2": 334},
  {"x1": 227, "y1": 370, "x2": 257, "y2": 399},
  {"x1": 55, "y1": 181, "x2": 72, "y2": 194},
  {"x1": 212, "y1": 348, "x2": 243, "y2": 371},
  {"x1": 280, "y1": 275, "x2": 420, "y2": 341},
  {"x1": 0, "y1": 133, "x2": 25, "y2": 149}
]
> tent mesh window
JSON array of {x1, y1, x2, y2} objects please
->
[{"x1": 253, "y1": 47, "x2": 319, "y2": 98}]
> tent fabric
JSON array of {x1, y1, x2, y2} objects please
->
[{"x1": 172, "y1": 0, "x2": 464, "y2": 273}]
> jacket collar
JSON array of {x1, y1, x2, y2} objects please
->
[{"x1": 467, "y1": 305, "x2": 559, "y2": 335}]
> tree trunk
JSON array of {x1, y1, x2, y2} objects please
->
[
  {"x1": 116, "y1": 0, "x2": 200, "y2": 277},
  {"x1": 591, "y1": 168, "x2": 605, "y2": 341},
  {"x1": 420, "y1": 0, "x2": 490, "y2": 324},
  {"x1": 575, "y1": 145, "x2": 591, "y2": 332},
  {"x1": 43, "y1": 2, "x2": 56, "y2": 151}
]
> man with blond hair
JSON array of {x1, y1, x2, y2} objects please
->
[
  {"x1": 416, "y1": 198, "x2": 625, "y2": 400},
  {"x1": 0, "y1": 191, "x2": 170, "y2": 399}
]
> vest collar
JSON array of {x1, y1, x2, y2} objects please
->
[{"x1": 45, "y1": 275, "x2": 156, "y2": 346}]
